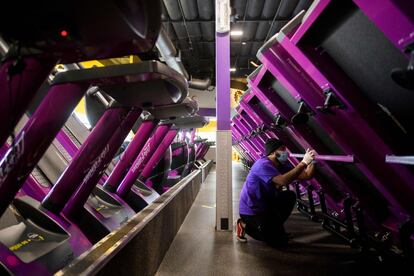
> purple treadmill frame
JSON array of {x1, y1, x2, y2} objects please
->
[
  {"x1": 41, "y1": 107, "x2": 140, "y2": 214},
  {"x1": 232, "y1": 120, "x2": 262, "y2": 159},
  {"x1": 291, "y1": 0, "x2": 414, "y2": 54},
  {"x1": 103, "y1": 119, "x2": 158, "y2": 192},
  {"x1": 240, "y1": 84, "x2": 362, "y2": 216},
  {"x1": 353, "y1": 0, "x2": 414, "y2": 54},
  {"x1": 198, "y1": 145, "x2": 210, "y2": 160},
  {"x1": 0, "y1": 56, "x2": 56, "y2": 147},
  {"x1": 253, "y1": 18, "x2": 414, "y2": 240},
  {"x1": 140, "y1": 129, "x2": 178, "y2": 180},
  {"x1": 61, "y1": 108, "x2": 142, "y2": 220},
  {"x1": 233, "y1": 117, "x2": 261, "y2": 154},
  {"x1": 0, "y1": 82, "x2": 93, "y2": 274},
  {"x1": 232, "y1": 126, "x2": 260, "y2": 161},
  {"x1": 0, "y1": 81, "x2": 89, "y2": 217},
  {"x1": 248, "y1": 74, "x2": 390, "y2": 224},
  {"x1": 116, "y1": 123, "x2": 172, "y2": 197},
  {"x1": 235, "y1": 115, "x2": 265, "y2": 153},
  {"x1": 262, "y1": 24, "x2": 414, "y2": 217}
]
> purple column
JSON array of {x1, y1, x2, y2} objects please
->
[
  {"x1": 116, "y1": 124, "x2": 172, "y2": 197},
  {"x1": 42, "y1": 107, "x2": 135, "y2": 214},
  {"x1": 216, "y1": 3, "x2": 233, "y2": 230},
  {"x1": 0, "y1": 82, "x2": 88, "y2": 217},
  {"x1": 0, "y1": 56, "x2": 56, "y2": 146},
  {"x1": 140, "y1": 129, "x2": 178, "y2": 180},
  {"x1": 62, "y1": 108, "x2": 142, "y2": 218},
  {"x1": 216, "y1": 41, "x2": 231, "y2": 130},
  {"x1": 103, "y1": 120, "x2": 158, "y2": 192}
]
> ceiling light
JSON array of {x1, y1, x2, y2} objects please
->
[
  {"x1": 250, "y1": 61, "x2": 259, "y2": 67},
  {"x1": 242, "y1": 42, "x2": 246, "y2": 45},
  {"x1": 230, "y1": 30, "x2": 243, "y2": 36},
  {"x1": 230, "y1": 68, "x2": 236, "y2": 72}
]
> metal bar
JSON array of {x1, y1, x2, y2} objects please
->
[
  {"x1": 0, "y1": 82, "x2": 87, "y2": 217},
  {"x1": 385, "y1": 155, "x2": 414, "y2": 165},
  {"x1": 116, "y1": 124, "x2": 172, "y2": 197},
  {"x1": 290, "y1": 153, "x2": 355, "y2": 163},
  {"x1": 42, "y1": 107, "x2": 134, "y2": 214},
  {"x1": 0, "y1": 36, "x2": 9, "y2": 56},
  {"x1": 163, "y1": 19, "x2": 288, "y2": 23},
  {"x1": 103, "y1": 120, "x2": 158, "y2": 192},
  {"x1": 140, "y1": 129, "x2": 178, "y2": 180},
  {"x1": 63, "y1": 108, "x2": 142, "y2": 218}
]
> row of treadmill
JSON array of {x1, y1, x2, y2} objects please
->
[
  {"x1": 0, "y1": 1, "x2": 212, "y2": 274},
  {"x1": 232, "y1": 0, "x2": 414, "y2": 263}
]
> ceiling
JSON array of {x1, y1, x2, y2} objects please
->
[{"x1": 160, "y1": 0, "x2": 314, "y2": 81}]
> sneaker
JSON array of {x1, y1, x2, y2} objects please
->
[{"x1": 236, "y1": 218, "x2": 247, "y2": 243}]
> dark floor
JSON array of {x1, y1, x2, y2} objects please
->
[{"x1": 156, "y1": 163, "x2": 399, "y2": 276}]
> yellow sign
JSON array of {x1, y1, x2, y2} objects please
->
[{"x1": 9, "y1": 233, "x2": 45, "y2": 251}]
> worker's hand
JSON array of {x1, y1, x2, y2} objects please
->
[{"x1": 302, "y1": 148, "x2": 316, "y2": 165}]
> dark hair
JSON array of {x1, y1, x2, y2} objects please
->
[{"x1": 265, "y1": 138, "x2": 284, "y2": 156}]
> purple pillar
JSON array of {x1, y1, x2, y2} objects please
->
[
  {"x1": 42, "y1": 107, "x2": 136, "y2": 214},
  {"x1": 116, "y1": 124, "x2": 172, "y2": 197},
  {"x1": 215, "y1": 0, "x2": 232, "y2": 231},
  {"x1": 103, "y1": 120, "x2": 158, "y2": 192},
  {"x1": 216, "y1": 33, "x2": 231, "y2": 131},
  {"x1": 63, "y1": 108, "x2": 142, "y2": 218}
]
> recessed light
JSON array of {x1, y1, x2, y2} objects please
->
[
  {"x1": 230, "y1": 68, "x2": 237, "y2": 72},
  {"x1": 230, "y1": 30, "x2": 243, "y2": 36},
  {"x1": 242, "y1": 42, "x2": 246, "y2": 45}
]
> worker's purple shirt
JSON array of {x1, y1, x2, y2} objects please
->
[{"x1": 239, "y1": 157, "x2": 291, "y2": 215}]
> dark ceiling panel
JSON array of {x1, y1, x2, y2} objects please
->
[
  {"x1": 237, "y1": 57, "x2": 249, "y2": 68},
  {"x1": 201, "y1": 22, "x2": 215, "y2": 41},
  {"x1": 233, "y1": 0, "x2": 248, "y2": 18},
  {"x1": 180, "y1": 0, "x2": 199, "y2": 20},
  {"x1": 197, "y1": 0, "x2": 214, "y2": 20},
  {"x1": 164, "y1": 0, "x2": 182, "y2": 20},
  {"x1": 261, "y1": 0, "x2": 281, "y2": 19},
  {"x1": 161, "y1": 1, "x2": 169, "y2": 21},
  {"x1": 293, "y1": 0, "x2": 313, "y2": 16},
  {"x1": 246, "y1": 0, "x2": 265, "y2": 19},
  {"x1": 161, "y1": 0, "x2": 313, "y2": 79},
  {"x1": 231, "y1": 43, "x2": 241, "y2": 57},
  {"x1": 187, "y1": 22, "x2": 202, "y2": 41},
  {"x1": 255, "y1": 21, "x2": 270, "y2": 40},
  {"x1": 206, "y1": 42, "x2": 215, "y2": 57},
  {"x1": 240, "y1": 42, "x2": 252, "y2": 56},
  {"x1": 250, "y1": 42, "x2": 262, "y2": 56},
  {"x1": 163, "y1": 22, "x2": 177, "y2": 40},
  {"x1": 277, "y1": 0, "x2": 300, "y2": 19},
  {"x1": 243, "y1": 22, "x2": 259, "y2": 40}
]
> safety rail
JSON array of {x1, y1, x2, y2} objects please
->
[
  {"x1": 290, "y1": 153, "x2": 355, "y2": 163},
  {"x1": 385, "y1": 155, "x2": 414, "y2": 165},
  {"x1": 56, "y1": 169, "x2": 204, "y2": 275}
]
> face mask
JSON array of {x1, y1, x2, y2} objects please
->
[{"x1": 277, "y1": 151, "x2": 289, "y2": 163}]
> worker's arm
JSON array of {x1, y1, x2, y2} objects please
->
[
  {"x1": 272, "y1": 149, "x2": 316, "y2": 187},
  {"x1": 297, "y1": 162, "x2": 315, "y2": 180},
  {"x1": 272, "y1": 162, "x2": 307, "y2": 188}
]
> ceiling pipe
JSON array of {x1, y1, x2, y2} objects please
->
[
  {"x1": 156, "y1": 27, "x2": 211, "y2": 90},
  {"x1": 0, "y1": 36, "x2": 9, "y2": 57}
]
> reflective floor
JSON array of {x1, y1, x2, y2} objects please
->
[{"x1": 156, "y1": 163, "x2": 395, "y2": 276}]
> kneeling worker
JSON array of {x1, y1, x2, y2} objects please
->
[{"x1": 237, "y1": 138, "x2": 316, "y2": 246}]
